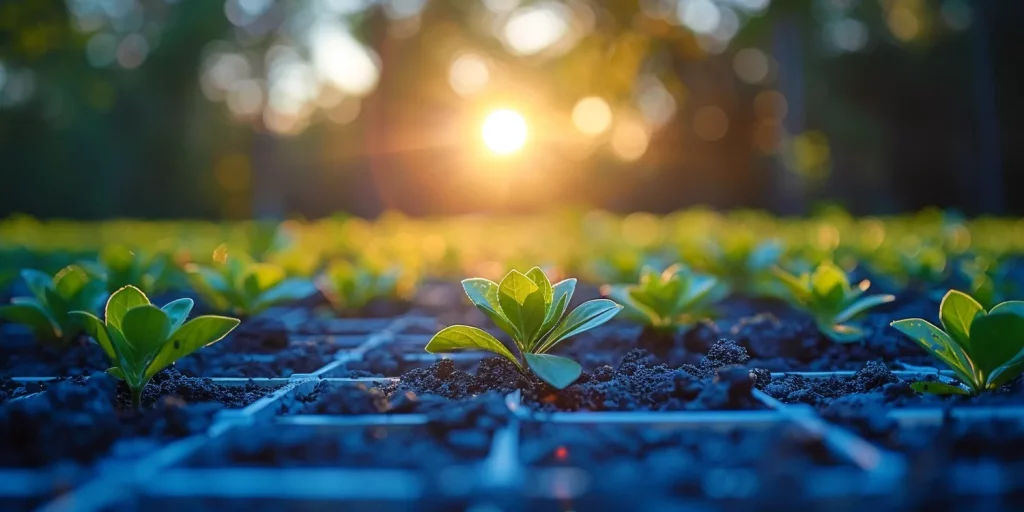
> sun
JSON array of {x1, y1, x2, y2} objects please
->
[{"x1": 481, "y1": 109, "x2": 528, "y2": 155}]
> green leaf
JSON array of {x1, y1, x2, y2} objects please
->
[
  {"x1": 498, "y1": 270, "x2": 543, "y2": 346},
  {"x1": 54, "y1": 265, "x2": 91, "y2": 301},
  {"x1": 989, "y1": 354, "x2": 1024, "y2": 388},
  {"x1": 70, "y1": 311, "x2": 116, "y2": 360},
  {"x1": 891, "y1": 318, "x2": 977, "y2": 387},
  {"x1": 161, "y1": 298, "x2": 194, "y2": 332},
  {"x1": 256, "y1": 278, "x2": 317, "y2": 312},
  {"x1": 939, "y1": 289, "x2": 984, "y2": 350},
  {"x1": 910, "y1": 381, "x2": 970, "y2": 396},
  {"x1": 106, "y1": 285, "x2": 150, "y2": 334},
  {"x1": 244, "y1": 263, "x2": 286, "y2": 296},
  {"x1": 835, "y1": 294, "x2": 895, "y2": 324},
  {"x1": 106, "y1": 367, "x2": 126, "y2": 381},
  {"x1": 120, "y1": 305, "x2": 171, "y2": 357},
  {"x1": 820, "y1": 323, "x2": 866, "y2": 343},
  {"x1": 989, "y1": 301, "x2": 1024, "y2": 317},
  {"x1": 811, "y1": 263, "x2": 847, "y2": 308},
  {"x1": 543, "y1": 279, "x2": 577, "y2": 328},
  {"x1": 525, "y1": 267, "x2": 553, "y2": 307},
  {"x1": 968, "y1": 313, "x2": 1024, "y2": 383},
  {"x1": 0, "y1": 303, "x2": 59, "y2": 341},
  {"x1": 498, "y1": 269, "x2": 539, "y2": 304},
  {"x1": 43, "y1": 287, "x2": 69, "y2": 331},
  {"x1": 462, "y1": 278, "x2": 520, "y2": 342},
  {"x1": 681, "y1": 274, "x2": 719, "y2": 309},
  {"x1": 772, "y1": 267, "x2": 811, "y2": 303},
  {"x1": 145, "y1": 315, "x2": 241, "y2": 379},
  {"x1": 21, "y1": 269, "x2": 54, "y2": 305},
  {"x1": 524, "y1": 353, "x2": 582, "y2": 389},
  {"x1": 424, "y1": 325, "x2": 522, "y2": 370},
  {"x1": 537, "y1": 299, "x2": 623, "y2": 353}
]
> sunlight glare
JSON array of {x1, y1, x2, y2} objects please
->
[{"x1": 481, "y1": 109, "x2": 528, "y2": 155}]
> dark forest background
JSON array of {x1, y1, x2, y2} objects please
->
[{"x1": 0, "y1": 0, "x2": 1020, "y2": 220}]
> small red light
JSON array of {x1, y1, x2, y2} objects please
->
[{"x1": 555, "y1": 446, "x2": 568, "y2": 460}]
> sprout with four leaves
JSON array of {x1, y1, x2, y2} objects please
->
[
  {"x1": 891, "y1": 290, "x2": 1024, "y2": 395},
  {"x1": 317, "y1": 260, "x2": 411, "y2": 316},
  {"x1": 602, "y1": 264, "x2": 722, "y2": 335},
  {"x1": 185, "y1": 246, "x2": 315, "y2": 316},
  {"x1": 71, "y1": 286, "x2": 240, "y2": 410},
  {"x1": 773, "y1": 262, "x2": 895, "y2": 343},
  {"x1": 426, "y1": 268, "x2": 623, "y2": 389},
  {"x1": 0, "y1": 265, "x2": 106, "y2": 348}
]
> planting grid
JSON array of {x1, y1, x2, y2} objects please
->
[{"x1": 4, "y1": 308, "x2": 1024, "y2": 512}]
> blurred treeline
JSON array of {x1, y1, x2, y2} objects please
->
[{"x1": 0, "y1": 0, "x2": 1021, "y2": 220}]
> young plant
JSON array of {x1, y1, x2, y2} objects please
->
[
  {"x1": 601, "y1": 264, "x2": 721, "y2": 334},
  {"x1": 773, "y1": 262, "x2": 895, "y2": 343},
  {"x1": 317, "y1": 261, "x2": 411, "y2": 316},
  {"x1": 80, "y1": 245, "x2": 177, "y2": 296},
  {"x1": 958, "y1": 255, "x2": 1018, "y2": 310},
  {"x1": 185, "y1": 247, "x2": 315, "y2": 316},
  {"x1": 0, "y1": 265, "x2": 106, "y2": 348},
  {"x1": 71, "y1": 286, "x2": 240, "y2": 410},
  {"x1": 691, "y1": 238, "x2": 782, "y2": 297},
  {"x1": 425, "y1": 268, "x2": 623, "y2": 389},
  {"x1": 891, "y1": 290, "x2": 1024, "y2": 395}
]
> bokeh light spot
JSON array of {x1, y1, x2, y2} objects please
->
[
  {"x1": 733, "y1": 48, "x2": 769, "y2": 84},
  {"x1": 888, "y1": 6, "x2": 920, "y2": 41},
  {"x1": 482, "y1": 109, "x2": 528, "y2": 155},
  {"x1": 572, "y1": 96, "x2": 612, "y2": 136},
  {"x1": 611, "y1": 119, "x2": 650, "y2": 161},
  {"x1": 503, "y1": 3, "x2": 569, "y2": 56},
  {"x1": 693, "y1": 106, "x2": 729, "y2": 141},
  {"x1": 448, "y1": 53, "x2": 490, "y2": 97}
]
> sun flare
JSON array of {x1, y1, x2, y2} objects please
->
[{"x1": 481, "y1": 109, "x2": 528, "y2": 155}]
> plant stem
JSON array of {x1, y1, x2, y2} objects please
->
[{"x1": 131, "y1": 387, "x2": 142, "y2": 411}]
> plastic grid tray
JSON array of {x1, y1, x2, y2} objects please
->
[{"x1": 0, "y1": 311, "x2": 1019, "y2": 511}]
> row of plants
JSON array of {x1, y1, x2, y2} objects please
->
[
  {"x1": 2, "y1": 210, "x2": 1021, "y2": 300},
  {"x1": 4, "y1": 255, "x2": 1019, "y2": 401},
  {"x1": 2, "y1": 209, "x2": 1023, "y2": 405}
]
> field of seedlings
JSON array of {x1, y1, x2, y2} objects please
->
[{"x1": 2, "y1": 209, "x2": 1024, "y2": 511}]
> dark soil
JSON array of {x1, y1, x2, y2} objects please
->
[
  {"x1": 766, "y1": 362, "x2": 1024, "y2": 409},
  {"x1": 0, "y1": 377, "x2": 48, "y2": 403},
  {"x1": 0, "y1": 370, "x2": 276, "y2": 468},
  {"x1": 553, "y1": 295, "x2": 939, "y2": 373},
  {"x1": 172, "y1": 316, "x2": 342, "y2": 377},
  {"x1": 376, "y1": 340, "x2": 768, "y2": 412},
  {"x1": 0, "y1": 334, "x2": 109, "y2": 377},
  {"x1": 188, "y1": 393, "x2": 510, "y2": 468},
  {"x1": 336, "y1": 344, "x2": 483, "y2": 378}
]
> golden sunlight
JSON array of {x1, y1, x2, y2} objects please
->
[{"x1": 481, "y1": 109, "x2": 528, "y2": 155}]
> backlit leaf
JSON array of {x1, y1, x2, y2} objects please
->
[
  {"x1": 425, "y1": 325, "x2": 521, "y2": 370},
  {"x1": 525, "y1": 353, "x2": 582, "y2": 389}
]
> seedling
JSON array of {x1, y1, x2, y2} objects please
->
[
  {"x1": 601, "y1": 264, "x2": 721, "y2": 334},
  {"x1": 0, "y1": 265, "x2": 106, "y2": 348},
  {"x1": 425, "y1": 268, "x2": 622, "y2": 389},
  {"x1": 891, "y1": 290, "x2": 1024, "y2": 395},
  {"x1": 692, "y1": 238, "x2": 782, "y2": 297},
  {"x1": 185, "y1": 246, "x2": 315, "y2": 316},
  {"x1": 317, "y1": 261, "x2": 411, "y2": 316},
  {"x1": 958, "y1": 255, "x2": 1018, "y2": 310},
  {"x1": 71, "y1": 286, "x2": 240, "y2": 410},
  {"x1": 80, "y1": 245, "x2": 177, "y2": 295},
  {"x1": 773, "y1": 262, "x2": 895, "y2": 343}
]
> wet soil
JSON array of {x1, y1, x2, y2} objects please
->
[{"x1": 0, "y1": 370, "x2": 276, "y2": 468}]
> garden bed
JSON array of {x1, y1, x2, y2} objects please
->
[
  {"x1": 3, "y1": 212, "x2": 1024, "y2": 512},
  {"x1": 5, "y1": 304, "x2": 1017, "y2": 512}
]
